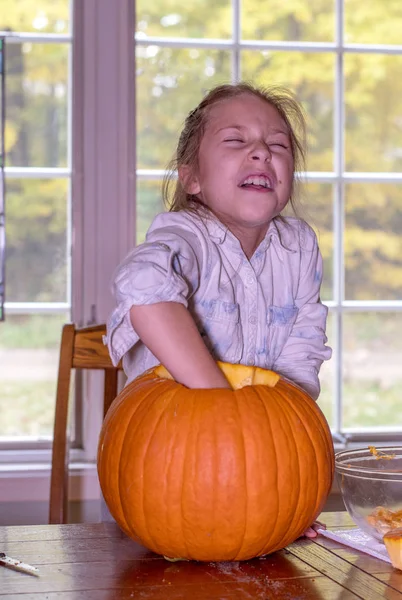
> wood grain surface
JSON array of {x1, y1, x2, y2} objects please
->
[{"x1": 1, "y1": 512, "x2": 401, "y2": 599}]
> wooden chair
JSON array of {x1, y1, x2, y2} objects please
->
[{"x1": 49, "y1": 323, "x2": 123, "y2": 524}]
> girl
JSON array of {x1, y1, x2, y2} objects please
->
[
  {"x1": 107, "y1": 82, "x2": 331, "y2": 394},
  {"x1": 106, "y1": 82, "x2": 331, "y2": 536}
]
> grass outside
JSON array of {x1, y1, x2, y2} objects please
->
[
  {"x1": 0, "y1": 313, "x2": 67, "y2": 349},
  {"x1": 1, "y1": 380, "x2": 56, "y2": 437}
]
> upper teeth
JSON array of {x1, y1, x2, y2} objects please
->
[{"x1": 242, "y1": 176, "x2": 272, "y2": 188}]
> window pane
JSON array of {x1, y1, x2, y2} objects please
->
[
  {"x1": 345, "y1": 184, "x2": 402, "y2": 301},
  {"x1": 242, "y1": 0, "x2": 335, "y2": 42},
  {"x1": 345, "y1": 54, "x2": 402, "y2": 173},
  {"x1": 0, "y1": 1, "x2": 70, "y2": 34},
  {"x1": 6, "y1": 43, "x2": 69, "y2": 168},
  {"x1": 6, "y1": 178, "x2": 69, "y2": 302},
  {"x1": 137, "y1": 47, "x2": 231, "y2": 169},
  {"x1": 136, "y1": 0, "x2": 232, "y2": 39},
  {"x1": 241, "y1": 51, "x2": 334, "y2": 172},
  {"x1": 0, "y1": 313, "x2": 67, "y2": 438},
  {"x1": 343, "y1": 312, "x2": 402, "y2": 430},
  {"x1": 345, "y1": 1, "x2": 402, "y2": 45},
  {"x1": 136, "y1": 180, "x2": 164, "y2": 243},
  {"x1": 317, "y1": 310, "x2": 334, "y2": 429}
]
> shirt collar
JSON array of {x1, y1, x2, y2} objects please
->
[{"x1": 203, "y1": 213, "x2": 296, "y2": 254}]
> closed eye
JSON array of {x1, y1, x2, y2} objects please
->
[
  {"x1": 224, "y1": 138, "x2": 244, "y2": 143},
  {"x1": 270, "y1": 142, "x2": 289, "y2": 149}
]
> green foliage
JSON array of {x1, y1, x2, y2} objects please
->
[
  {"x1": 5, "y1": 42, "x2": 69, "y2": 168},
  {"x1": 6, "y1": 179, "x2": 68, "y2": 301}
]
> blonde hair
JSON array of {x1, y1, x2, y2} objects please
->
[{"x1": 162, "y1": 82, "x2": 307, "y2": 215}]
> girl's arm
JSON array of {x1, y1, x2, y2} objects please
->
[
  {"x1": 130, "y1": 302, "x2": 230, "y2": 389},
  {"x1": 273, "y1": 223, "x2": 331, "y2": 400}
]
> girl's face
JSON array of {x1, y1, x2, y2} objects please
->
[{"x1": 183, "y1": 93, "x2": 294, "y2": 239}]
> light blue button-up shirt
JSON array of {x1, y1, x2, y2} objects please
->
[{"x1": 106, "y1": 210, "x2": 332, "y2": 400}]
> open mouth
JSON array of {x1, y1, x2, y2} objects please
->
[{"x1": 239, "y1": 175, "x2": 274, "y2": 190}]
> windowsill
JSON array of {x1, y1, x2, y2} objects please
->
[
  {"x1": 0, "y1": 461, "x2": 101, "y2": 503},
  {"x1": 0, "y1": 461, "x2": 96, "y2": 475}
]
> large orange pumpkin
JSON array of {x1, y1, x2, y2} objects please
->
[{"x1": 97, "y1": 362, "x2": 334, "y2": 561}]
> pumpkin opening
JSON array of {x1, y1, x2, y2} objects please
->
[{"x1": 153, "y1": 361, "x2": 280, "y2": 390}]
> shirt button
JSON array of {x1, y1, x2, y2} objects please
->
[
  {"x1": 249, "y1": 315, "x2": 257, "y2": 325},
  {"x1": 246, "y1": 276, "x2": 254, "y2": 285},
  {"x1": 246, "y1": 356, "x2": 254, "y2": 365}
]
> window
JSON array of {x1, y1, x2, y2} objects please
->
[
  {"x1": 0, "y1": 1, "x2": 135, "y2": 464},
  {"x1": 135, "y1": 0, "x2": 402, "y2": 441},
  {"x1": 0, "y1": 1, "x2": 72, "y2": 447}
]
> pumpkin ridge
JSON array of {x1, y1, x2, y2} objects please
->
[
  {"x1": 280, "y1": 383, "x2": 327, "y2": 546},
  {"x1": 271, "y1": 386, "x2": 309, "y2": 550},
  {"x1": 283, "y1": 385, "x2": 333, "y2": 520},
  {"x1": 273, "y1": 381, "x2": 332, "y2": 548},
  {"x1": 118, "y1": 382, "x2": 168, "y2": 541},
  {"x1": 305, "y1": 401, "x2": 334, "y2": 514},
  {"x1": 232, "y1": 389, "x2": 249, "y2": 560},
  {"x1": 272, "y1": 387, "x2": 301, "y2": 551},
  {"x1": 138, "y1": 384, "x2": 184, "y2": 554},
  {"x1": 307, "y1": 398, "x2": 334, "y2": 483},
  {"x1": 98, "y1": 382, "x2": 154, "y2": 535},
  {"x1": 258, "y1": 386, "x2": 285, "y2": 556},
  {"x1": 153, "y1": 384, "x2": 197, "y2": 558},
  {"x1": 162, "y1": 390, "x2": 190, "y2": 558},
  {"x1": 235, "y1": 386, "x2": 281, "y2": 560},
  {"x1": 305, "y1": 401, "x2": 333, "y2": 512},
  {"x1": 177, "y1": 388, "x2": 198, "y2": 559}
]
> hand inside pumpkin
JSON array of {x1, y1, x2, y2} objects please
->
[{"x1": 302, "y1": 520, "x2": 326, "y2": 538}]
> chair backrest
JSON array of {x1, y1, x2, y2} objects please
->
[{"x1": 49, "y1": 323, "x2": 123, "y2": 524}]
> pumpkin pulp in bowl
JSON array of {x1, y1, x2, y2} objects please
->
[{"x1": 335, "y1": 446, "x2": 402, "y2": 541}]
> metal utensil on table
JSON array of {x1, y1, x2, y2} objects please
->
[{"x1": 0, "y1": 552, "x2": 40, "y2": 576}]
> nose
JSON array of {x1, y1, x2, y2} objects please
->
[{"x1": 249, "y1": 141, "x2": 272, "y2": 162}]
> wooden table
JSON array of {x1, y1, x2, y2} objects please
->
[{"x1": 1, "y1": 512, "x2": 402, "y2": 599}]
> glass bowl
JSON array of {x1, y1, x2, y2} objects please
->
[{"x1": 335, "y1": 446, "x2": 402, "y2": 542}]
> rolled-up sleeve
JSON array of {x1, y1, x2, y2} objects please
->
[
  {"x1": 273, "y1": 224, "x2": 332, "y2": 400},
  {"x1": 106, "y1": 219, "x2": 201, "y2": 366}
]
